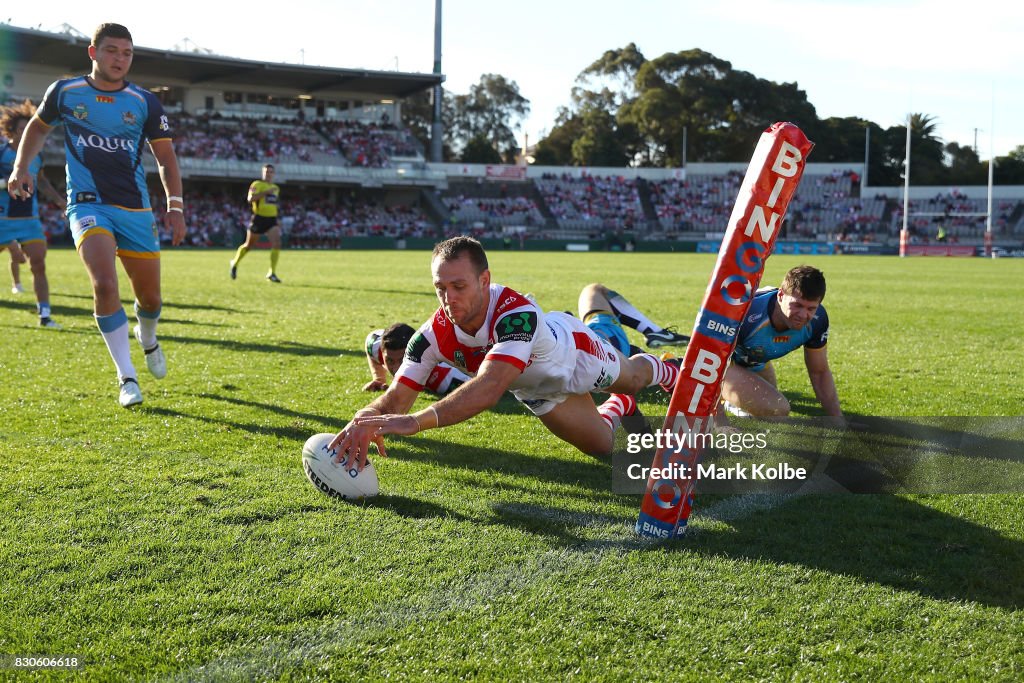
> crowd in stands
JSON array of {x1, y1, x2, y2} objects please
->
[
  {"x1": 892, "y1": 190, "x2": 1013, "y2": 241},
  {"x1": 162, "y1": 113, "x2": 421, "y2": 168},
  {"x1": 535, "y1": 172, "x2": 644, "y2": 230},
  {"x1": 787, "y1": 169, "x2": 884, "y2": 240},
  {"x1": 148, "y1": 191, "x2": 434, "y2": 247},
  {"x1": 136, "y1": 176, "x2": 1024, "y2": 248},
  {"x1": 444, "y1": 195, "x2": 543, "y2": 228},
  {"x1": 649, "y1": 171, "x2": 743, "y2": 233},
  {"x1": 287, "y1": 196, "x2": 433, "y2": 247},
  {"x1": 152, "y1": 193, "x2": 245, "y2": 247},
  {"x1": 647, "y1": 168, "x2": 889, "y2": 241},
  {"x1": 168, "y1": 113, "x2": 340, "y2": 163},
  {"x1": 311, "y1": 120, "x2": 420, "y2": 168}
]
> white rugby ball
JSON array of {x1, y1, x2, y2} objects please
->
[{"x1": 301, "y1": 432, "x2": 379, "y2": 500}]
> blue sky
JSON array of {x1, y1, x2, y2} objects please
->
[{"x1": 8, "y1": 0, "x2": 1022, "y2": 159}]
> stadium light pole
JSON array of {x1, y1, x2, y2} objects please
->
[
  {"x1": 985, "y1": 94, "x2": 995, "y2": 258},
  {"x1": 862, "y1": 125, "x2": 869, "y2": 193},
  {"x1": 900, "y1": 113, "x2": 911, "y2": 257},
  {"x1": 430, "y1": 0, "x2": 444, "y2": 163}
]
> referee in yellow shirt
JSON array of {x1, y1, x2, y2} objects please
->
[{"x1": 231, "y1": 163, "x2": 283, "y2": 282}]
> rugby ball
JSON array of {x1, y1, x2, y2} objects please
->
[{"x1": 301, "y1": 433, "x2": 379, "y2": 500}]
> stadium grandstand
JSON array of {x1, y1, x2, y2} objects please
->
[{"x1": 3, "y1": 22, "x2": 1023, "y2": 255}]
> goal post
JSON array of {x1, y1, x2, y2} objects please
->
[{"x1": 899, "y1": 114, "x2": 996, "y2": 258}]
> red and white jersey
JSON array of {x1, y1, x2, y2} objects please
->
[
  {"x1": 395, "y1": 283, "x2": 583, "y2": 397},
  {"x1": 366, "y1": 327, "x2": 467, "y2": 395},
  {"x1": 365, "y1": 329, "x2": 386, "y2": 365}
]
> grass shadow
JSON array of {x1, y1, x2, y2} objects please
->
[
  {"x1": 366, "y1": 494, "x2": 474, "y2": 521},
  {"x1": 686, "y1": 493, "x2": 1024, "y2": 610},
  {"x1": 195, "y1": 393, "x2": 342, "y2": 425},
  {"x1": 53, "y1": 291, "x2": 239, "y2": 313},
  {"x1": 0, "y1": 298, "x2": 95, "y2": 318},
  {"x1": 142, "y1": 405, "x2": 334, "y2": 443},
  {"x1": 471, "y1": 393, "x2": 531, "y2": 416},
  {"x1": 396, "y1": 434, "x2": 613, "y2": 494},
  {"x1": 483, "y1": 493, "x2": 1024, "y2": 611},
  {"x1": 161, "y1": 334, "x2": 363, "y2": 358}
]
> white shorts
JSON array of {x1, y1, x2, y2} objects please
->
[{"x1": 512, "y1": 312, "x2": 622, "y2": 416}]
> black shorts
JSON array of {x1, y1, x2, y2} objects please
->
[{"x1": 249, "y1": 215, "x2": 279, "y2": 234}]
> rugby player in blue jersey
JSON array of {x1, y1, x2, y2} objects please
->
[
  {"x1": 720, "y1": 265, "x2": 842, "y2": 419},
  {"x1": 7, "y1": 23, "x2": 187, "y2": 407},
  {"x1": 1, "y1": 99, "x2": 67, "y2": 327}
]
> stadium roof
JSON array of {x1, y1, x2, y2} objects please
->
[{"x1": 0, "y1": 24, "x2": 444, "y2": 99}]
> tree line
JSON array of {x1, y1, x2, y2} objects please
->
[{"x1": 404, "y1": 44, "x2": 1024, "y2": 186}]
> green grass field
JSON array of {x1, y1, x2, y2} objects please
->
[{"x1": 1, "y1": 249, "x2": 1022, "y2": 680}]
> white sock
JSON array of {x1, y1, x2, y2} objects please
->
[
  {"x1": 134, "y1": 301, "x2": 161, "y2": 349},
  {"x1": 96, "y1": 309, "x2": 137, "y2": 381}
]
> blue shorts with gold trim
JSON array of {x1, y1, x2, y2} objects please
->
[
  {"x1": 69, "y1": 204, "x2": 159, "y2": 258},
  {"x1": 0, "y1": 217, "x2": 46, "y2": 244},
  {"x1": 582, "y1": 311, "x2": 630, "y2": 355}
]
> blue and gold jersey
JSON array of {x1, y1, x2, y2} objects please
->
[
  {"x1": 732, "y1": 288, "x2": 829, "y2": 369},
  {"x1": 36, "y1": 77, "x2": 173, "y2": 211},
  {"x1": 0, "y1": 144, "x2": 42, "y2": 219}
]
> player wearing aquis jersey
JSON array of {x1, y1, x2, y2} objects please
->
[
  {"x1": 719, "y1": 265, "x2": 842, "y2": 418},
  {"x1": 1, "y1": 99, "x2": 67, "y2": 328},
  {"x1": 7, "y1": 23, "x2": 187, "y2": 407},
  {"x1": 329, "y1": 236, "x2": 682, "y2": 469},
  {"x1": 363, "y1": 323, "x2": 470, "y2": 395},
  {"x1": 230, "y1": 164, "x2": 283, "y2": 282}
]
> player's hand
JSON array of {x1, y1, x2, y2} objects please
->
[
  {"x1": 352, "y1": 414, "x2": 421, "y2": 437},
  {"x1": 362, "y1": 379, "x2": 388, "y2": 392},
  {"x1": 6, "y1": 167, "x2": 34, "y2": 200},
  {"x1": 329, "y1": 420, "x2": 388, "y2": 471},
  {"x1": 164, "y1": 209, "x2": 187, "y2": 246}
]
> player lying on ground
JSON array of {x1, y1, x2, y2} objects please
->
[
  {"x1": 363, "y1": 285, "x2": 688, "y2": 394},
  {"x1": 719, "y1": 265, "x2": 842, "y2": 418},
  {"x1": 363, "y1": 322, "x2": 471, "y2": 394},
  {"x1": 330, "y1": 236, "x2": 682, "y2": 466}
]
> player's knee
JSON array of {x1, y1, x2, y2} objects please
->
[
  {"x1": 761, "y1": 397, "x2": 791, "y2": 417},
  {"x1": 136, "y1": 293, "x2": 162, "y2": 311},
  {"x1": 91, "y1": 275, "x2": 119, "y2": 301},
  {"x1": 618, "y1": 358, "x2": 650, "y2": 393},
  {"x1": 580, "y1": 433, "x2": 614, "y2": 458}
]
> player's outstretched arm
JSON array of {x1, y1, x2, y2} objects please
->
[
  {"x1": 354, "y1": 358, "x2": 520, "y2": 436},
  {"x1": 149, "y1": 139, "x2": 187, "y2": 246},
  {"x1": 805, "y1": 346, "x2": 842, "y2": 418},
  {"x1": 7, "y1": 117, "x2": 51, "y2": 200},
  {"x1": 330, "y1": 382, "x2": 420, "y2": 469}
]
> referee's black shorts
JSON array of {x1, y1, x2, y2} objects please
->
[{"x1": 249, "y1": 215, "x2": 279, "y2": 234}]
